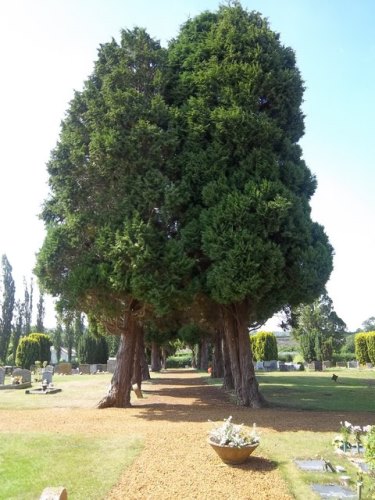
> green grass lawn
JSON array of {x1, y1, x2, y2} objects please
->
[
  {"x1": 0, "y1": 373, "x2": 143, "y2": 500},
  {"x1": 0, "y1": 433, "x2": 141, "y2": 500},
  {"x1": 256, "y1": 368, "x2": 375, "y2": 412}
]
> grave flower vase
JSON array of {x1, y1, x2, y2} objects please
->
[{"x1": 208, "y1": 440, "x2": 259, "y2": 465}]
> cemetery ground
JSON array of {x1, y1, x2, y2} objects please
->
[{"x1": 0, "y1": 369, "x2": 374, "y2": 500}]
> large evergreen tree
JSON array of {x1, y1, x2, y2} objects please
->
[
  {"x1": 36, "y1": 28, "x2": 194, "y2": 407},
  {"x1": 0, "y1": 255, "x2": 16, "y2": 362},
  {"x1": 163, "y1": 5, "x2": 333, "y2": 405},
  {"x1": 36, "y1": 4, "x2": 333, "y2": 408}
]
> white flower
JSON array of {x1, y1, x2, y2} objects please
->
[{"x1": 208, "y1": 416, "x2": 259, "y2": 448}]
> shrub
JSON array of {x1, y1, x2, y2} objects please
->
[
  {"x1": 166, "y1": 354, "x2": 192, "y2": 368},
  {"x1": 332, "y1": 352, "x2": 356, "y2": 363},
  {"x1": 15, "y1": 333, "x2": 52, "y2": 369},
  {"x1": 249, "y1": 335, "x2": 258, "y2": 360},
  {"x1": 252, "y1": 331, "x2": 278, "y2": 361},
  {"x1": 365, "y1": 331, "x2": 375, "y2": 365},
  {"x1": 365, "y1": 426, "x2": 375, "y2": 470},
  {"x1": 354, "y1": 332, "x2": 370, "y2": 364},
  {"x1": 278, "y1": 353, "x2": 293, "y2": 362},
  {"x1": 77, "y1": 334, "x2": 108, "y2": 364}
]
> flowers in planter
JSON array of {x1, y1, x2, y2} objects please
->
[
  {"x1": 208, "y1": 416, "x2": 259, "y2": 448},
  {"x1": 334, "y1": 421, "x2": 373, "y2": 453}
]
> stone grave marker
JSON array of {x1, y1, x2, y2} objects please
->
[
  {"x1": 263, "y1": 360, "x2": 278, "y2": 371},
  {"x1": 90, "y1": 364, "x2": 98, "y2": 374},
  {"x1": 107, "y1": 358, "x2": 116, "y2": 373},
  {"x1": 322, "y1": 360, "x2": 331, "y2": 369},
  {"x1": 79, "y1": 364, "x2": 90, "y2": 375},
  {"x1": 347, "y1": 360, "x2": 359, "y2": 369},
  {"x1": 311, "y1": 484, "x2": 356, "y2": 499},
  {"x1": 12, "y1": 368, "x2": 31, "y2": 383},
  {"x1": 294, "y1": 459, "x2": 327, "y2": 472},
  {"x1": 54, "y1": 363, "x2": 72, "y2": 375},
  {"x1": 336, "y1": 361, "x2": 346, "y2": 368},
  {"x1": 0, "y1": 367, "x2": 5, "y2": 385},
  {"x1": 41, "y1": 370, "x2": 53, "y2": 384}
]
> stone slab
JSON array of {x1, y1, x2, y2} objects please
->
[
  {"x1": 40, "y1": 486, "x2": 67, "y2": 500},
  {"x1": 295, "y1": 459, "x2": 327, "y2": 472},
  {"x1": 311, "y1": 484, "x2": 356, "y2": 498},
  {"x1": 0, "y1": 367, "x2": 5, "y2": 385}
]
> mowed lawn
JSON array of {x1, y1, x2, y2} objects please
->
[
  {"x1": 256, "y1": 368, "x2": 375, "y2": 412},
  {"x1": 0, "y1": 374, "x2": 143, "y2": 500}
]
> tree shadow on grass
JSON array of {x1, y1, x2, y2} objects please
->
[{"x1": 132, "y1": 371, "x2": 374, "y2": 432}]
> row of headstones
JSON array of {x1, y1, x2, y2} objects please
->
[{"x1": 253, "y1": 360, "x2": 373, "y2": 372}]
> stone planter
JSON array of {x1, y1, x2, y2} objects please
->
[{"x1": 208, "y1": 440, "x2": 259, "y2": 465}]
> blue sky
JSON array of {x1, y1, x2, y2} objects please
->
[{"x1": 0, "y1": 0, "x2": 374, "y2": 330}]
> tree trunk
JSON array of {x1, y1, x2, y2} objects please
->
[
  {"x1": 132, "y1": 326, "x2": 143, "y2": 391},
  {"x1": 151, "y1": 341, "x2": 161, "y2": 372},
  {"x1": 161, "y1": 347, "x2": 167, "y2": 370},
  {"x1": 222, "y1": 327, "x2": 234, "y2": 390},
  {"x1": 140, "y1": 335, "x2": 150, "y2": 381},
  {"x1": 97, "y1": 315, "x2": 137, "y2": 409},
  {"x1": 211, "y1": 330, "x2": 224, "y2": 378},
  {"x1": 199, "y1": 338, "x2": 209, "y2": 371},
  {"x1": 222, "y1": 303, "x2": 266, "y2": 407}
]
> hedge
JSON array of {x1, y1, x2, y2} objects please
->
[{"x1": 355, "y1": 332, "x2": 370, "y2": 364}]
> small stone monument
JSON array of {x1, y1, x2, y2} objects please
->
[
  {"x1": 40, "y1": 486, "x2": 67, "y2": 500},
  {"x1": 0, "y1": 367, "x2": 5, "y2": 385},
  {"x1": 12, "y1": 368, "x2": 32, "y2": 383},
  {"x1": 41, "y1": 370, "x2": 53, "y2": 384}
]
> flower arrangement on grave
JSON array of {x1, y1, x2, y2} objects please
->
[
  {"x1": 11, "y1": 375, "x2": 23, "y2": 385},
  {"x1": 208, "y1": 416, "x2": 260, "y2": 448},
  {"x1": 333, "y1": 421, "x2": 373, "y2": 454}
]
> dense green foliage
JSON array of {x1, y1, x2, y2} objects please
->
[
  {"x1": 164, "y1": 5, "x2": 333, "y2": 323},
  {"x1": 166, "y1": 353, "x2": 192, "y2": 368},
  {"x1": 365, "y1": 425, "x2": 375, "y2": 470},
  {"x1": 15, "y1": 333, "x2": 52, "y2": 369},
  {"x1": 77, "y1": 334, "x2": 109, "y2": 364},
  {"x1": 36, "y1": 3, "x2": 333, "y2": 331},
  {"x1": 251, "y1": 331, "x2": 278, "y2": 361},
  {"x1": 354, "y1": 332, "x2": 370, "y2": 364},
  {"x1": 365, "y1": 331, "x2": 375, "y2": 365},
  {"x1": 0, "y1": 255, "x2": 16, "y2": 362},
  {"x1": 292, "y1": 294, "x2": 346, "y2": 362}
]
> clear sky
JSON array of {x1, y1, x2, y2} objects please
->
[{"x1": 0, "y1": 0, "x2": 374, "y2": 331}]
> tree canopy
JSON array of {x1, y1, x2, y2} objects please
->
[{"x1": 36, "y1": 4, "x2": 333, "y2": 407}]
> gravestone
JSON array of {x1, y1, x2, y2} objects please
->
[
  {"x1": 254, "y1": 361, "x2": 264, "y2": 370},
  {"x1": 295, "y1": 459, "x2": 327, "y2": 472},
  {"x1": 336, "y1": 361, "x2": 346, "y2": 368},
  {"x1": 79, "y1": 364, "x2": 90, "y2": 375},
  {"x1": 41, "y1": 370, "x2": 53, "y2": 384},
  {"x1": 54, "y1": 363, "x2": 72, "y2": 375},
  {"x1": 107, "y1": 358, "x2": 116, "y2": 373},
  {"x1": 90, "y1": 364, "x2": 98, "y2": 374},
  {"x1": 263, "y1": 360, "x2": 278, "y2": 371},
  {"x1": 311, "y1": 484, "x2": 356, "y2": 499},
  {"x1": 322, "y1": 361, "x2": 331, "y2": 370},
  {"x1": 278, "y1": 361, "x2": 288, "y2": 371},
  {"x1": 347, "y1": 360, "x2": 359, "y2": 369},
  {"x1": 366, "y1": 362, "x2": 373, "y2": 369},
  {"x1": 0, "y1": 367, "x2": 5, "y2": 385},
  {"x1": 308, "y1": 361, "x2": 322, "y2": 371},
  {"x1": 12, "y1": 368, "x2": 31, "y2": 383}
]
